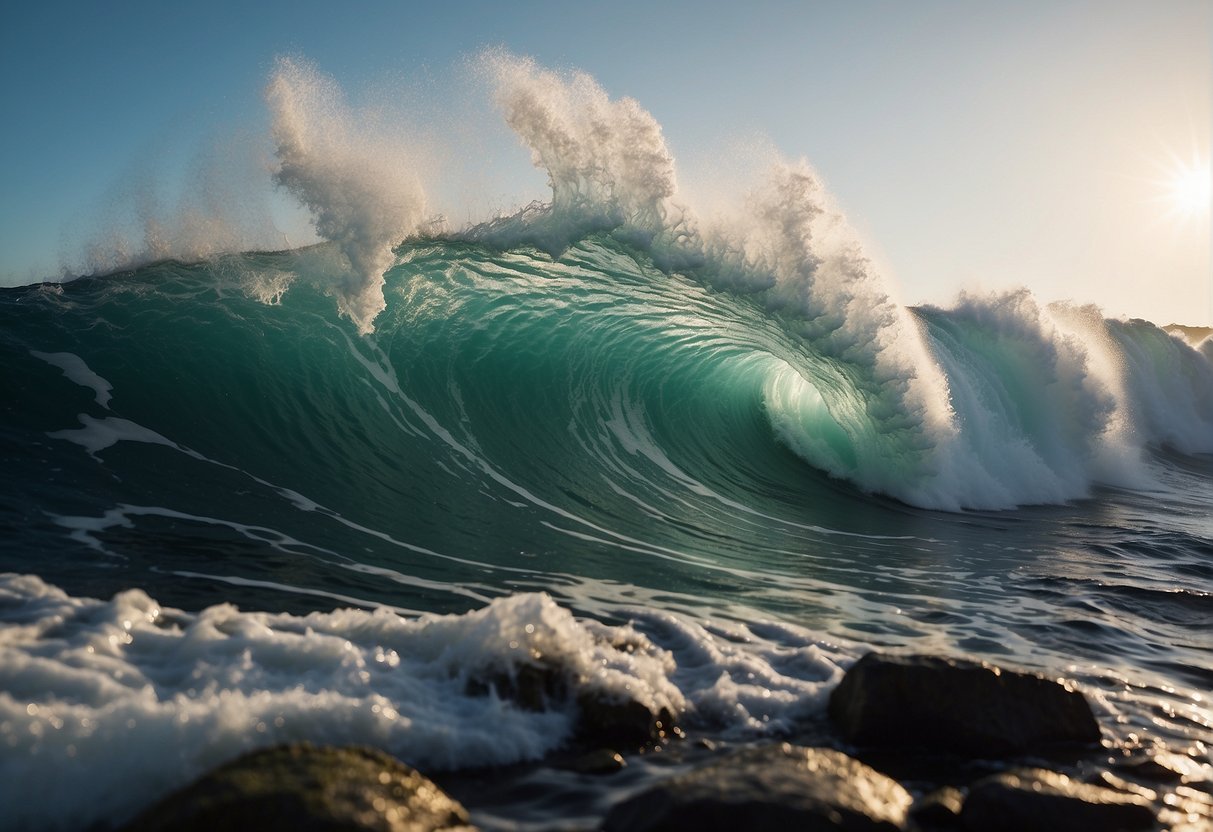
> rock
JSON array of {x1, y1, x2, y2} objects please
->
[
  {"x1": 465, "y1": 660, "x2": 681, "y2": 749},
  {"x1": 960, "y1": 768, "x2": 1156, "y2": 831},
  {"x1": 828, "y1": 653, "x2": 1101, "y2": 757},
  {"x1": 601, "y1": 743, "x2": 911, "y2": 831},
  {"x1": 909, "y1": 786, "x2": 965, "y2": 829},
  {"x1": 575, "y1": 690, "x2": 681, "y2": 748},
  {"x1": 567, "y1": 749, "x2": 627, "y2": 774},
  {"x1": 120, "y1": 743, "x2": 477, "y2": 832},
  {"x1": 465, "y1": 662, "x2": 568, "y2": 711}
]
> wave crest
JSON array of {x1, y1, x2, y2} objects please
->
[{"x1": 266, "y1": 56, "x2": 429, "y2": 333}]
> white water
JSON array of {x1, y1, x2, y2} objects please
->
[{"x1": 0, "y1": 574, "x2": 849, "y2": 831}]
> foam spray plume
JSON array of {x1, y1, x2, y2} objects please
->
[{"x1": 266, "y1": 57, "x2": 428, "y2": 334}]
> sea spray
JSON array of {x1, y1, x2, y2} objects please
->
[
  {"x1": 915, "y1": 291, "x2": 1119, "y2": 506},
  {"x1": 1105, "y1": 317, "x2": 1213, "y2": 453},
  {"x1": 470, "y1": 50, "x2": 686, "y2": 255},
  {"x1": 73, "y1": 131, "x2": 289, "y2": 278},
  {"x1": 266, "y1": 57, "x2": 429, "y2": 334}
]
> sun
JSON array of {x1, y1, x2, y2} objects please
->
[
  {"x1": 1167, "y1": 158, "x2": 1211, "y2": 216},
  {"x1": 1154, "y1": 150, "x2": 1210, "y2": 224}
]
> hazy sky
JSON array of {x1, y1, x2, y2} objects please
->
[{"x1": 2, "y1": 0, "x2": 1209, "y2": 324}]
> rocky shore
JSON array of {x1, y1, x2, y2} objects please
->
[{"x1": 118, "y1": 652, "x2": 1211, "y2": 831}]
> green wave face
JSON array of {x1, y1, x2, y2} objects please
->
[
  {"x1": 2, "y1": 239, "x2": 913, "y2": 615},
  {"x1": 4, "y1": 234, "x2": 1212, "y2": 618}
]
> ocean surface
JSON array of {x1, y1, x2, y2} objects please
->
[{"x1": 2, "y1": 54, "x2": 1212, "y2": 830}]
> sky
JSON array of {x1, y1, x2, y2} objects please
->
[{"x1": 2, "y1": 0, "x2": 1210, "y2": 325}]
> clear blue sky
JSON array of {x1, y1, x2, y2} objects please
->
[{"x1": 2, "y1": 0, "x2": 1209, "y2": 324}]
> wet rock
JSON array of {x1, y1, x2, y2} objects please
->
[
  {"x1": 960, "y1": 768, "x2": 1156, "y2": 831},
  {"x1": 465, "y1": 663, "x2": 568, "y2": 711},
  {"x1": 567, "y1": 749, "x2": 627, "y2": 774},
  {"x1": 828, "y1": 653, "x2": 1101, "y2": 757},
  {"x1": 575, "y1": 690, "x2": 681, "y2": 748},
  {"x1": 120, "y1": 743, "x2": 477, "y2": 832},
  {"x1": 909, "y1": 786, "x2": 964, "y2": 829},
  {"x1": 601, "y1": 743, "x2": 911, "y2": 831},
  {"x1": 466, "y1": 660, "x2": 681, "y2": 749}
]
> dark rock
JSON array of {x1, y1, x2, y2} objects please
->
[
  {"x1": 575, "y1": 690, "x2": 681, "y2": 748},
  {"x1": 120, "y1": 743, "x2": 476, "y2": 832},
  {"x1": 829, "y1": 653, "x2": 1101, "y2": 757},
  {"x1": 909, "y1": 786, "x2": 964, "y2": 829},
  {"x1": 465, "y1": 660, "x2": 682, "y2": 750},
  {"x1": 960, "y1": 768, "x2": 1156, "y2": 831},
  {"x1": 602, "y1": 743, "x2": 911, "y2": 831},
  {"x1": 465, "y1": 663, "x2": 568, "y2": 711},
  {"x1": 567, "y1": 749, "x2": 627, "y2": 774}
]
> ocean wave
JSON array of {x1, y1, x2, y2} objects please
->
[{"x1": 5, "y1": 52, "x2": 1211, "y2": 516}]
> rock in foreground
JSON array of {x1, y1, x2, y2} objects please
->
[
  {"x1": 960, "y1": 768, "x2": 1156, "y2": 831},
  {"x1": 602, "y1": 744, "x2": 911, "y2": 831},
  {"x1": 829, "y1": 652, "x2": 1101, "y2": 757},
  {"x1": 120, "y1": 743, "x2": 477, "y2": 832},
  {"x1": 467, "y1": 662, "x2": 682, "y2": 749}
]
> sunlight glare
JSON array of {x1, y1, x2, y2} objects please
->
[{"x1": 1161, "y1": 153, "x2": 1211, "y2": 221}]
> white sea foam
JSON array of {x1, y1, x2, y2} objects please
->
[
  {"x1": 0, "y1": 574, "x2": 850, "y2": 832},
  {"x1": 705, "y1": 162, "x2": 962, "y2": 506},
  {"x1": 487, "y1": 55, "x2": 678, "y2": 219},
  {"x1": 911, "y1": 291, "x2": 1119, "y2": 508},
  {"x1": 1104, "y1": 318, "x2": 1213, "y2": 454},
  {"x1": 465, "y1": 50, "x2": 687, "y2": 257}
]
